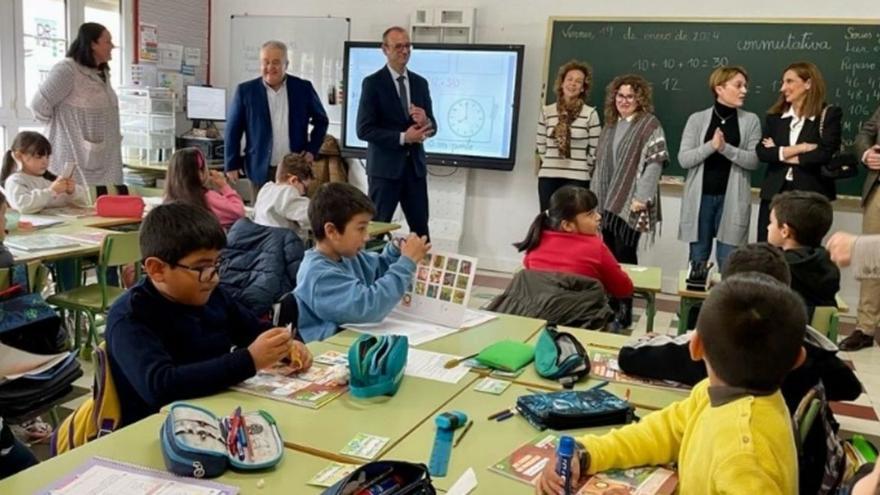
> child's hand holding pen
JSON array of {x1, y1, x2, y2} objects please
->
[{"x1": 284, "y1": 323, "x2": 313, "y2": 373}]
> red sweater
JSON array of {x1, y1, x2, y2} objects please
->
[{"x1": 523, "y1": 230, "x2": 634, "y2": 298}]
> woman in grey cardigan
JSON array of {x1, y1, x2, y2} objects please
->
[
  {"x1": 31, "y1": 22, "x2": 122, "y2": 186},
  {"x1": 678, "y1": 66, "x2": 761, "y2": 270}
]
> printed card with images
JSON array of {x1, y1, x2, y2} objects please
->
[
  {"x1": 340, "y1": 433, "x2": 389, "y2": 460},
  {"x1": 397, "y1": 251, "x2": 478, "y2": 328},
  {"x1": 307, "y1": 462, "x2": 359, "y2": 487},
  {"x1": 474, "y1": 377, "x2": 511, "y2": 395}
]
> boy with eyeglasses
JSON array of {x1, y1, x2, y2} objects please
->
[{"x1": 105, "y1": 202, "x2": 312, "y2": 427}]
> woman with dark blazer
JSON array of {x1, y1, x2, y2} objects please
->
[{"x1": 755, "y1": 61, "x2": 841, "y2": 241}]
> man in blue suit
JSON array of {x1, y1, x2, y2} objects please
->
[
  {"x1": 357, "y1": 27, "x2": 435, "y2": 238},
  {"x1": 225, "y1": 40, "x2": 328, "y2": 188}
]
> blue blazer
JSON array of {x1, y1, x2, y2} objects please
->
[
  {"x1": 224, "y1": 75, "x2": 329, "y2": 186},
  {"x1": 356, "y1": 67, "x2": 436, "y2": 180}
]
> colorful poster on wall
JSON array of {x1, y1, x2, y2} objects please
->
[
  {"x1": 139, "y1": 23, "x2": 158, "y2": 62},
  {"x1": 157, "y1": 43, "x2": 183, "y2": 71}
]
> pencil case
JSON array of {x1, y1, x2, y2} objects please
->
[
  {"x1": 95, "y1": 195, "x2": 144, "y2": 218},
  {"x1": 348, "y1": 334, "x2": 409, "y2": 398},
  {"x1": 476, "y1": 340, "x2": 534, "y2": 372},
  {"x1": 322, "y1": 460, "x2": 435, "y2": 494},
  {"x1": 160, "y1": 402, "x2": 284, "y2": 478},
  {"x1": 515, "y1": 388, "x2": 634, "y2": 431}
]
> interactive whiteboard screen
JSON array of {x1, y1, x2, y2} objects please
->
[
  {"x1": 186, "y1": 86, "x2": 226, "y2": 121},
  {"x1": 342, "y1": 42, "x2": 524, "y2": 171}
]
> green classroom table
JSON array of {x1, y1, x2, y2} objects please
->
[
  {"x1": 185, "y1": 341, "x2": 479, "y2": 462},
  {"x1": 324, "y1": 313, "x2": 546, "y2": 357},
  {"x1": 0, "y1": 414, "x2": 336, "y2": 494},
  {"x1": 381, "y1": 381, "x2": 682, "y2": 492},
  {"x1": 621, "y1": 264, "x2": 662, "y2": 333}
]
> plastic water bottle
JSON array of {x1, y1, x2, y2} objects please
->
[{"x1": 556, "y1": 435, "x2": 576, "y2": 495}]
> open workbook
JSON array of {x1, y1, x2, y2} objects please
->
[
  {"x1": 232, "y1": 351, "x2": 349, "y2": 409},
  {"x1": 344, "y1": 251, "x2": 496, "y2": 345},
  {"x1": 490, "y1": 433, "x2": 677, "y2": 494}
]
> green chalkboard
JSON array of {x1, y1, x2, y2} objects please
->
[{"x1": 544, "y1": 18, "x2": 880, "y2": 197}]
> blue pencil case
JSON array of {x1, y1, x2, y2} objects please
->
[{"x1": 160, "y1": 402, "x2": 284, "y2": 478}]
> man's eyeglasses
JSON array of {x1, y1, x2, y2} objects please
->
[{"x1": 172, "y1": 259, "x2": 222, "y2": 282}]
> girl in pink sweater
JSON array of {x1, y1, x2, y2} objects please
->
[{"x1": 164, "y1": 147, "x2": 244, "y2": 229}]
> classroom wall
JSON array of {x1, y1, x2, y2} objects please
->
[{"x1": 209, "y1": 0, "x2": 880, "y2": 309}]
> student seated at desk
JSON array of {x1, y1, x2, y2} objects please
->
[
  {"x1": 617, "y1": 243, "x2": 861, "y2": 494},
  {"x1": 767, "y1": 190, "x2": 839, "y2": 320},
  {"x1": 105, "y1": 202, "x2": 312, "y2": 427},
  {"x1": 2, "y1": 131, "x2": 89, "y2": 214},
  {"x1": 253, "y1": 152, "x2": 313, "y2": 240},
  {"x1": 164, "y1": 147, "x2": 245, "y2": 229},
  {"x1": 295, "y1": 183, "x2": 430, "y2": 342},
  {"x1": 515, "y1": 185, "x2": 633, "y2": 299},
  {"x1": 0, "y1": 193, "x2": 13, "y2": 267},
  {"x1": 537, "y1": 273, "x2": 805, "y2": 494}
]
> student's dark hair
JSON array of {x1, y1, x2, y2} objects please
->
[
  {"x1": 308, "y1": 183, "x2": 376, "y2": 240},
  {"x1": 276, "y1": 152, "x2": 315, "y2": 183},
  {"x1": 514, "y1": 185, "x2": 599, "y2": 252},
  {"x1": 67, "y1": 22, "x2": 110, "y2": 72},
  {"x1": 164, "y1": 147, "x2": 209, "y2": 211},
  {"x1": 697, "y1": 272, "x2": 806, "y2": 392},
  {"x1": 722, "y1": 243, "x2": 791, "y2": 286},
  {"x1": 2, "y1": 131, "x2": 55, "y2": 183},
  {"x1": 140, "y1": 202, "x2": 226, "y2": 265},
  {"x1": 769, "y1": 190, "x2": 833, "y2": 247}
]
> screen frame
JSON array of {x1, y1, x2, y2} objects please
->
[
  {"x1": 341, "y1": 41, "x2": 524, "y2": 171},
  {"x1": 186, "y1": 85, "x2": 227, "y2": 122}
]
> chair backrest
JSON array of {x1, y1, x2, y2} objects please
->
[
  {"x1": 230, "y1": 178, "x2": 255, "y2": 205},
  {"x1": 97, "y1": 232, "x2": 142, "y2": 308},
  {"x1": 0, "y1": 261, "x2": 50, "y2": 294},
  {"x1": 811, "y1": 306, "x2": 840, "y2": 343},
  {"x1": 272, "y1": 292, "x2": 299, "y2": 330}
]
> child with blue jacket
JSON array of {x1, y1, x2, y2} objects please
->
[{"x1": 295, "y1": 183, "x2": 431, "y2": 342}]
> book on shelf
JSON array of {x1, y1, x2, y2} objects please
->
[
  {"x1": 489, "y1": 433, "x2": 677, "y2": 494},
  {"x1": 232, "y1": 351, "x2": 349, "y2": 409}
]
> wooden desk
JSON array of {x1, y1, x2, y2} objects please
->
[
  {"x1": 186, "y1": 341, "x2": 477, "y2": 462},
  {"x1": 622, "y1": 264, "x2": 662, "y2": 333},
  {"x1": 325, "y1": 313, "x2": 546, "y2": 358},
  {"x1": 381, "y1": 381, "x2": 684, "y2": 492},
  {"x1": 0, "y1": 414, "x2": 334, "y2": 494}
]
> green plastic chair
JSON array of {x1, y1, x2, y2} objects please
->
[
  {"x1": 47, "y1": 232, "x2": 141, "y2": 356},
  {"x1": 811, "y1": 306, "x2": 840, "y2": 344}
]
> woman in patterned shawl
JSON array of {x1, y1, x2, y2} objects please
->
[
  {"x1": 591, "y1": 74, "x2": 668, "y2": 328},
  {"x1": 31, "y1": 23, "x2": 122, "y2": 186}
]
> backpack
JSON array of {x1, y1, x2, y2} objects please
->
[
  {"x1": 793, "y1": 381, "x2": 845, "y2": 494},
  {"x1": 533, "y1": 325, "x2": 590, "y2": 388},
  {"x1": 49, "y1": 343, "x2": 121, "y2": 456}
]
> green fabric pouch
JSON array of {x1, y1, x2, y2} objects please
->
[{"x1": 476, "y1": 340, "x2": 534, "y2": 372}]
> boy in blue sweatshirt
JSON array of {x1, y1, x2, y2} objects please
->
[
  {"x1": 105, "y1": 202, "x2": 312, "y2": 427},
  {"x1": 295, "y1": 183, "x2": 431, "y2": 342}
]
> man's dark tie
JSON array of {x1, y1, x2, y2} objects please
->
[{"x1": 396, "y1": 75, "x2": 409, "y2": 116}]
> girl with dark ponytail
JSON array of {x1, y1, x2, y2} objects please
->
[
  {"x1": 3, "y1": 131, "x2": 89, "y2": 214},
  {"x1": 515, "y1": 185, "x2": 633, "y2": 298}
]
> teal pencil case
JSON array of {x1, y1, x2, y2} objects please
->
[{"x1": 160, "y1": 402, "x2": 284, "y2": 478}]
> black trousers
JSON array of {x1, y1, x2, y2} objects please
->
[
  {"x1": 602, "y1": 222, "x2": 640, "y2": 329},
  {"x1": 368, "y1": 157, "x2": 430, "y2": 238},
  {"x1": 537, "y1": 177, "x2": 590, "y2": 212}
]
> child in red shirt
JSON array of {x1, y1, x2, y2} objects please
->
[{"x1": 515, "y1": 186, "x2": 633, "y2": 298}]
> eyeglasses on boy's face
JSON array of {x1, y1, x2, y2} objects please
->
[{"x1": 171, "y1": 259, "x2": 222, "y2": 282}]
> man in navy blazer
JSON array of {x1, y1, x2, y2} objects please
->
[
  {"x1": 357, "y1": 27, "x2": 435, "y2": 237},
  {"x1": 225, "y1": 40, "x2": 328, "y2": 188}
]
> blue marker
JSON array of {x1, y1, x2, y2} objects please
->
[
  {"x1": 556, "y1": 436, "x2": 575, "y2": 495},
  {"x1": 236, "y1": 423, "x2": 246, "y2": 461}
]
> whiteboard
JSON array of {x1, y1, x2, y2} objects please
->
[{"x1": 228, "y1": 15, "x2": 350, "y2": 124}]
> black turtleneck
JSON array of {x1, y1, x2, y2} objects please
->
[{"x1": 701, "y1": 101, "x2": 741, "y2": 195}]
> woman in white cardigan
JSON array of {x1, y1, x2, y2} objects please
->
[
  {"x1": 678, "y1": 66, "x2": 762, "y2": 270},
  {"x1": 535, "y1": 60, "x2": 601, "y2": 211},
  {"x1": 31, "y1": 22, "x2": 122, "y2": 186}
]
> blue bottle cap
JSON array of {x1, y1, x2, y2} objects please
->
[{"x1": 557, "y1": 435, "x2": 575, "y2": 457}]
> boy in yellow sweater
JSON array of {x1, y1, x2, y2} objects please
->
[{"x1": 536, "y1": 272, "x2": 806, "y2": 494}]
